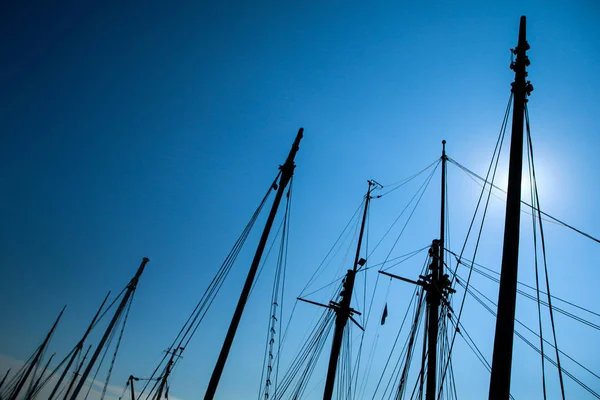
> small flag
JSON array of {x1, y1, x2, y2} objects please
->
[{"x1": 381, "y1": 303, "x2": 389, "y2": 325}]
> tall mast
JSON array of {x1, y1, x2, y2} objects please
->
[
  {"x1": 489, "y1": 16, "x2": 533, "y2": 399},
  {"x1": 62, "y1": 345, "x2": 92, "y2": 400},
  {"x1": 0, "y1": 369, "x2": 10, "y2": 391},
  {"x1": 424, "y1": 140, "x2": 447, "y2": 400},
  {"x1": 204, "y1": 128, "x2": 303, "y2": 400},
  {"x1": 48, "y1": 292, "x2": 111, "y2": 400},
  {"x1": 26, "y1": 352, "x2": 55, "y2": 399},
  {"x1": 69, "y1": 257, "x2": 149, "y2": 400},
  {"x1": 8, "y1": 306, "x2": 65, "y2": 400},
  {"x1": 322, "y1": 181, "x2": 372, "y2": 400}
]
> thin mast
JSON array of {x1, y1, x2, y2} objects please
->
[
  {"x1": 62, "y1": 345, "x2": 92, "y2": 400},
  {"x1": 129, "y1": 375, "x2": 137, "y2": 400},
  {"x1": 154, "y1": 347, "x2": 183, "y2": 400},
  {"x1": 322, "y1": 181, "x2": 372, "y2": 400},
  {"x1": 425, "y1": 141, "x2": 447, "y2": 400},
  {"x1": 8, "y1": 306, "x2": 65, "y2": 400},
  {"x1": 26, "y1": 352, "x2": 55, "y2": 399},
  {"x1": 489, "y1": 16, "x2": 533, "y2": 399},
  {"x1": 48, "y1": 292, "x2": 111, "y2": 400},
  {"x1": 69, "y1": 257, "x2": 149, "y2": 400},
  {"x1": 0, "y1": 369, "x2": 10, "y2": 391},
  {"x1": 204, "y1": 128, "x2": 304, "y2": 400}
]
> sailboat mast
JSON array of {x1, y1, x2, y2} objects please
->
[
  {"x1": 48, "y1": 292, "x2": 110, "y2": 400},
  {"x1": 489, "y1": 16, "x2": 533, "y2": 399},
  {"x1": 203, "y1": 128, "x2": 303, "y2": 400},
  {"x1": 322, "y1": 181, "x2": 372, "y2": 400},
  {"x1": 425, "y1": 141, "x2": 447, "y2": 400},
  {"x1": 8, "y1": 306, "x2": 65, "y2": 400},
  {"x1": 62, "y1": 345, "x2": 91, "y2": 400},
  {"x1": 0, "y1": 369, "x2": 10, "y2": 391},
  {"x1": 69, "y1": 257, "x2": 149, "y2": 400}
]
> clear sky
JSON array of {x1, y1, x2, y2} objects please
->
[{"x1": 1, "y1": 1, "x2": 599, "y2": 399}]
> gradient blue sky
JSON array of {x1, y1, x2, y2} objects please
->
[{"x1": 1, "y1": 1, "x2": 599, "y2": 399}]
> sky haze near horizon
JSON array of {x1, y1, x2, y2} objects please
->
[{"x1": 1, "y1": 1, "x2": 599, "y2": 398}]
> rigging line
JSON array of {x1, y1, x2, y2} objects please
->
[
  {"x1": 526, "y1": 124, "x2": 548, "y2": 399},
  {"x1": 446, "y1": 249, "x2": 600, "y2": 320},
  {"x1": 371, "y1": 255, "x2": 429, "y2": 399},
  {"x1": 93, "y1": 287, "x2": 127, "y2": 330},
  {"x1": 258, "y1": 179, "x2": 293, "y2": 400},
  {"x1": 84, "y1": 312, "x2": 122, "y2": 400},
  {"x1": 455, "y1": 277, "x2": 599, "y2": 399},
  {"x1": 445, "y1": 315, "x2": 519, "y2": 400},
  {"x1": 452, "y1": 253, "x2": 600, "y2": 330},
  {"x1": 139, "y1": 178, "x2": 276, "y2": 398},
  {"x1": 447, "y1": 157, "x2": 600, "y2": 245},
  {"x1": 377, "y1": 246, "x2": 432, "y2": 272},
  {"x1": 100, "y1": 293, "x2": 134, "y2": 400},
  {"x1": 299, "y1": 198, "x2": 365, "y2": 296},
  {"x1": 177, "y1": 174, "x2": 276, "y2": 349},
  {"x1": 362, "y1": 245, "x2": 429, "y2": 271},
  {"x1": 368, "y1": 161, "x2": 441, "y2": 259},
  {"x1": 453, "y1": 273, "x2": 600, "y2": 382},
  {"x1": 438, "y1": 92, "x2": 513, "y2": 397},
  {"x1": 377, "y1": 158, "x2": 441, "y2": 197},
  {"x1": 526, "y1": 105, "x2": 566, "y2": 399},
  {"x1": 394, "y1": 289, "x2": 426, "y2": 400},
  {"x1": 277, "y1": 177, "x2": 293, "y2": 394}
]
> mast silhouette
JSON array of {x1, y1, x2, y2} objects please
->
[
  {"x1": 69, "y1": 257, "x2": 149, "y2": 400},
  {"x1": 8, "y1": 306, "x2": 65, "y2": 400},
  {"x1": 204, "y1": 128, "x2": 303, "y2": 400},
  {"x1": 48, "y1": 292, "x2": 110, "y2": 400},
  {"x1": 322, "y1": 181, "x2": 372, "y2": 400},
  {"x1": 377, "y1": 142, "x2": 452, "y2": 399},
  {"x1": 62, "y1": 345, "x2": 91, "y2": 400},
  {"x1": 424, "y1": 140, "x2": 447, "y2": 400},
  {"x1": 489, "y1": 15, "x2": 533, "y2": 399}
]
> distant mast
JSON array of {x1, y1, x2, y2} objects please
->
[{"x1": 489, "y1": 16, "x2": 533, "y2": 400}]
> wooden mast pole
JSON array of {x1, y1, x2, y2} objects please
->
[
  {"x1": 61, "y1": 345, "x2": 91, "y2": 400},
  {"x1": 425, "y1": 140, "x2": 447, "y2": 400},
  {"x1": 489, "y1": 16, "x2": 533, "y2": 399},
  {"x1": 322, "y1": 181, "x2": 372, "y2": 400},
  {"x1": 48, "y1": 292, "x2": 111, "y2": 400},
  {"x1": 9, "y1": 306, "x2": 65, "y2": 400},
  {"x1": 69, "y1": 257, "x2": 149, "y2": 400},
  {"x1": 203, "y1": 128, "x2": 303, "y2": 400}
]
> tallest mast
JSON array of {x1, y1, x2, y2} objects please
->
[
  {"x1": 489, "y1": 16, "x2": 533, "y2": 399},
  {"x1": 204, "y1": 128, "x2": 303, "y2": 400}
]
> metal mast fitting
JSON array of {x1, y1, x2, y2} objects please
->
[{"x1": 489, "y1": 16, "x2": 533, "y2": 400}]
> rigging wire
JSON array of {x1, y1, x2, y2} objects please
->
[
  {"x1": 258, "y1": 179, "x2": 293, "y2": 400},
  {"x1": 525, "y1": 115, "x2": 548, "y2": 398},
  {"x1": 137, "y1": 173, "x2": 279, "y2": 398},
  {"x1": 452, "y1": 274, "x2": 600, "y2": 398},
  {"x1": 447, "y1": 157, "x2": 600, "y2": 245},
  {"x1": 445, "y1": 249, "x2": 600, "y2": 321},
  {"x1": 357, "y1": 166, "x2": 439, "y2": 399},
  {"x1": 525, "y1": 104, "x2": 566, "y2": 398},
  {"x1": 438, "y1": 92, "x2": 513, "y2": 397},
  {"x1": 377, "y1": 159, "x2": 441, "y2": 198},
  {"x1": 100, "y1": 293, "x2": 134, "y2": 400},
  {"x1": 451, "y1": 268, "x2": 600, "y2": 381}
]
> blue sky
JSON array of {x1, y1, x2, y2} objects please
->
[{"x1": 1, "y1": 1, "x2": 599, "y2": 399}]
